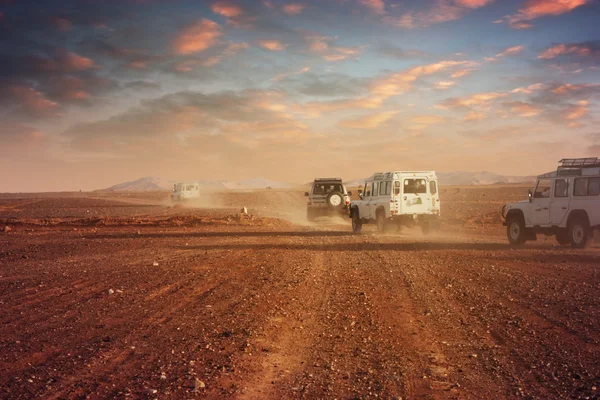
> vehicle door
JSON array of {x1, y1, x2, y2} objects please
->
[
  {"x1": 357, "y1": 181, "x2": 371, "y2": 219},
  {"x1": 549, "y1": 178, "x2": 570, "y2": 226},
  {"x1": 403, "y1": 177, "x2": 429, "y2": 214},
  {"x1": 369, "y1": 181, "x2": 380, "y2": 219},
  {"x1": 530, "y1": 179, "x2": 551, "y2": 226}
]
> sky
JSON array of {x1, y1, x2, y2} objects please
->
[{"x1": 0, "y1": 0, "x2": 599, "y2": 191}]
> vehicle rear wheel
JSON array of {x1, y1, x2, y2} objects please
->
[
  {"x1": 351, "y1": 210, "x2": 362, "y2": 233},
  {"x1": 376, "y1": 211, "x2": 385, "y2": 233},
  {"x1": 568, "y1": 217, "x2": 591, "y2": 249},
  {"x1": 555, "y1": 229, "x2": 570, "y2": 246},
  {"x1": 506, "y1": 215, "x2": 526, "y2": 245}
]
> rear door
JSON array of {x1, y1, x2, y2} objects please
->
[{"x1": 402, "y1": 177, "x2": 429, "y2": 214}]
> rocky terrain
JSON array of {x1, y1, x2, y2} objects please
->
[{"x1": 0, "y1": 187, "x2": 598, "y2": 399}]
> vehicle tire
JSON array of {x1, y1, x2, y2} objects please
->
[
  {"x1": 506, "y1": 215, "x2": 526, "y2": 245},
  {"x1": 376, "y1": 211, "x2": 385, "y2": 233},
  {"x1": 326, "y1": 192, "x2": 344, "y2": 209},
  {"x1": 568, "y1": 217, "x2": 591, "y2": 249},
  {"x1": 307, "y1": 209, "x2": 316, "y2": 222},
  {"x1": 352, "y1": 210, "x2": 362, "y2": 233},
  {"x1": 555, "y1": 230, "x2": 570, "y2": 246}
]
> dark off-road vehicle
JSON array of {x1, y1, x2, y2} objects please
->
[{"x1": 305, "y1": 178, "x2": 352, "y2": 222}]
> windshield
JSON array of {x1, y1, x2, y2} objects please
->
[{"x1": 313, "y1": 183, "x2": 343, "y2": 194}]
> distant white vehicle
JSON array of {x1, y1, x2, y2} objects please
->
[
  {"x1": 502, "y1": 157, "x2": 600, "y2": 248},
  {"x1": 171, "y1": 182, "x2": 200, "y2": 201},
  {"x1": 349, "y1": 171, "x2": 441, "y2": 234}
]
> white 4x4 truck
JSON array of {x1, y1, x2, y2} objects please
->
[
  {"x1": 171, "y1": 182, "x2": 200, "y2": 202},
  {"x1": 349, "y1": 171, "x2": 441, "y2": 233},
  {"x1": 305, "y1": 178, "x2": 352, "y2": 222},
  {"x1": 502, "y1": 158, "x2": 600, "y2": 248}
]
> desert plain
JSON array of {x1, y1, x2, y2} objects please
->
[{"x1": 0, "y1": 186, "x2": 598, "y2": 399}]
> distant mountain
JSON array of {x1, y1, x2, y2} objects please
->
[
  {"x1": 436, "y1": 171, "x2": 535, "y2": 185},
  {"x1": 344, "y1": 171, "x2": 536, "y2": 187},
  {"x1": 100, "y1": 177, "x2": 175, "y2": 192},
  {"x1": 99, "y1": 177, "x2": 289, "y2": 191}
]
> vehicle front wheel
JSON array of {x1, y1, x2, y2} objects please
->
[
  {"x1": 568, "y1": 217, "x2": 591, "y2": 249},
  {"x1": 352, "y1": 211, "x2": 362, "y2": 233},
  {"x1": 506, "y1": 215, "x2": 526, "y2": 245},
  {"x1": 376, "y1": 211, "x2": 385, "y2": 233}
]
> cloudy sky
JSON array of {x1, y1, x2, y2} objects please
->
[{"x1": 1, "y1": 0, "x2": 599, "y2": 191}]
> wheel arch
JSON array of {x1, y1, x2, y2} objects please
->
[
  {"x1": 567, "y1": 209, "x2": 590, "y2": 226},
  {"x1": 506, "y1": 209, "x2": 525, "y2": 222}
]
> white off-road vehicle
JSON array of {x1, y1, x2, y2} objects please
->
[
  {"x1": 502, "y1": 158, "x2": 600, "y2": 248},
  {"x1": 349, "y1": 171, "x2": 441, "y2": 233},
  {"x1": 171, "y1": 182, "x2": 200, "y2": 202},
  {"x1": 305, "y1": 178, "x2": 352, "y2": 222}
]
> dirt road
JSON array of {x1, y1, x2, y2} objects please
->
[{"x1": 0, "y1": 192, "x2": 599, "y2": 399}]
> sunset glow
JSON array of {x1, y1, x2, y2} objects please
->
[{"x1": 0, "y1": 0, "x2": 598, "y2": 191}]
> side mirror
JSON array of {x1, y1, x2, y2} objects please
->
[
  {"x1": 304, "y1": 192, "x2": 309, "y2": 197},
  {"x1": 528, "y1": 189, "x2": 533, "y2": 202},
  {"x1": 347, "y1": 191, "x2": 353, "y2": 196}
]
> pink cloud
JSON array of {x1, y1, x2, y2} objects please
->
[
  {"x1": 451, "y1": 69, "x2": 475, "y2": 78},
  {"x1": 504, "y1": 0, "x2": 589, "y2": 29},
  {"x1": 563, "y1": 100, "x2": 588, "y2": 120},
  {"x1": 11, "y1": 86, "x2": 60, "y2": 116},
  {"x1": 282, "y1": 3, "x2": 305, "y2": 15},
  {"x1": 174, "y1": 19, "x2": 222, "y2": 55},
  {"x1": 484, "y1": 45, "x2": 524, "y2": 62},
  {"x1": 384, "y1": 0, "x2": 493, "y2": 29},
  {"x1": 510, "y1": 83, "x2": 543, "y2": 94},
  {"x1": 505, "y1": 101, "x2": 542, "y2": 117},
  {"x1": 258, "y1": 39, "x2": 286, "y2": 51},
  {"x1": 127, "y1": 60, "x2": 148, "y2": 69},
  {"x1": 58, "y1": 51, "x2": 95, "y2": 71},
  {"x1": 211, "y1": 2, "x2": 243, "y2": 18},
  {"x1": 455, "y1": 0, "x2": 493, "y2": 7},
  {"x1": 360, "y1": 0, "x2": 386, "y2": 15},
  {"x1": 538, "y1": 43, "x2": 593, "y2": 59}
]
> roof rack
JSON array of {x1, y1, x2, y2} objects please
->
[
  {"x1": 557, "y1": 157, "x2": 600, "y2": 176},
  {"x1": 314, "y1": 177, "x2": 342, "y2": 182}
]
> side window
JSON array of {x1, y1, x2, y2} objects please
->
[
  {"x1": 364, "y1": 182, "x2": 371, "y2": 197},
  {"x1": 590, "y1": 178, "x2": 600, "y2": 196},
  {"x1": 379, "y1": 181, "x2": 390, "y2": 196},
  {"x1": 574, "y1": 178, "x2": 600, "y2": 196},
  {"x1": 533, "y1": 179, "x2": 551, "y2": 198},
  {"x1": 393, "y1": 181, "x2": 401, "y2": 195},
  {"x1": 373, "y1": 181, "x2": 379, "y2": 197},
  {"x1": 430, "y1": 181, "x2": 437, "y2": 195},
  {"x1": 554, "y1": 179, "x2": 568, "y2": 198},
  {"x1": 574, "y1": 178, "x2": 588, "y2": 196}
]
